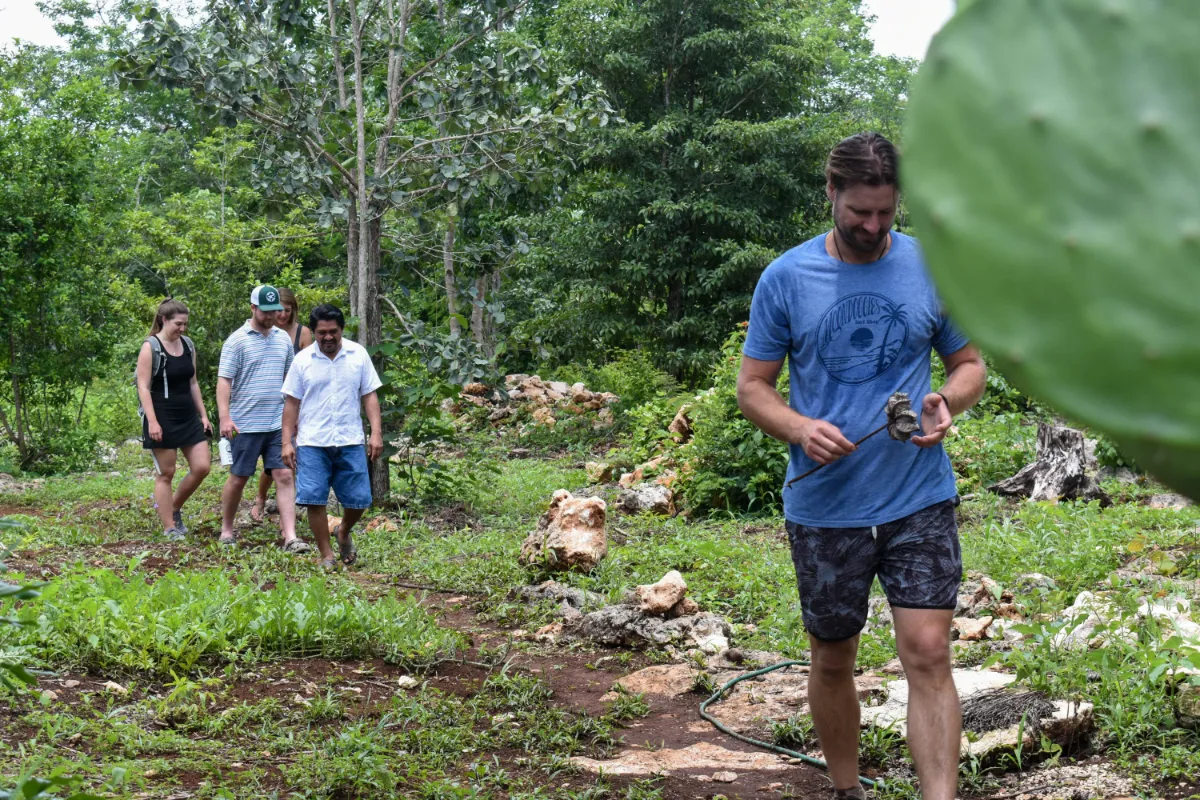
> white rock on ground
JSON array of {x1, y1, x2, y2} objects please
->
[
  {"x1": 861, "y1": 668, "x2": 1094, "y2": 758},
  {"x1": 633, "y1": 570, "x2": 687, "y2": 615},
  {"x1": 1053, "y1": 591, "x2": 1200, "y2": 649},
  {"x1": 576, "y1": 605, "x2": 729, "y2": 653},
  {"x1": 518, "y1": 490, "x2": 607, "y2": 572},
  {"x1": 570, "y1": 742, "x2": 791, "y2": 777},
  {"x1": 617, "y1": 482, "x2": 675, "y2": 516}
]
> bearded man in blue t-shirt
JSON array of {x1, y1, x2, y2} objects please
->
[{"x1": 738, "y1": 132, "x2": 987, "y2": 800}]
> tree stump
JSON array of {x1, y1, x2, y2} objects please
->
[{"x1": 988, "y1": 423, "x2": 1110, "y2": 505}]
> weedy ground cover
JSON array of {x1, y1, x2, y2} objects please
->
[{"x1": 1, "y1": 411, "x2": 1199, "y2": 798}]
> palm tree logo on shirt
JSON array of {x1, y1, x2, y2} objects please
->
[{"x1": 816, "y1": 293, "x2": 910, "y2": 385}]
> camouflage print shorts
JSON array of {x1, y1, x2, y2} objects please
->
[{"x1": 785, "y1": 498, "x2": 961, "y2": 642}]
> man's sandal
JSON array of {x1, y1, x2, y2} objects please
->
[
  {"x1": 281, "y1": 538, "x2": 312, "y2": 554},
  {"x1": 318, "y1": 557, "x2": 339, "y2": 571},
  {"x1": 333, "y1": 524, "x2": 357, "y2": 566},
  {"x1": 217, "y1": 534, "x2": 237, "y2": 547}
]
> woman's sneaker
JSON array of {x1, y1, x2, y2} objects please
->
[{"x1": 173, "y1": 509, "x2": 187, "y2": 534}]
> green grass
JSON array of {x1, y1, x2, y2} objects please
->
[
  {"x1": 1, "y1": 566, "x2": 462, "y2": 676},
  {"x1": 5, "y1": 409, "x2": 1200, "y2": 796}
]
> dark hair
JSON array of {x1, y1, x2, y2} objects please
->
[
  {"x1": 825, "y1": 131, "x2": 900, "y2": 191},
  {"x1": 309, "y1": 304, "x2": 345, "y2": 330},
  {"x1": 150, "y1": 299, "x2": 189, "y2": 335},
  {"x1": 277, "y1": 287, "x2": 301, "y2": 324}
]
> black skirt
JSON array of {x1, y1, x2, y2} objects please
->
[{"x1": 143, "y1": 398, "x2": 206, "y2": 451}]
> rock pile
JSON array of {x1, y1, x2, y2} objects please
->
[{"x1": 451, "y1": 375, "x2": 618, "y2": 430}]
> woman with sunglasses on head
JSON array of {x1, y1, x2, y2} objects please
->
[{"x1": 251, "y1": 287, "x2": 312, "y2": 522}]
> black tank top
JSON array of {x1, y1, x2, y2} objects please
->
[{"x1": 151, "y1": 337, "x2": 195, "y2": 400}]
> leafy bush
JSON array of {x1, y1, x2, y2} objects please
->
[
  {"x1": 1093, "y1": 432, "x2": 1140, "y2": 472},
  {"x1": 549, "y1": 349, "x2": 678, "y2": 413},
  {"x1": 606, "y1": 326, "x2": 787, "y2": 514},
  {"x1": 943, "y1": 413, "x2": 1036, "y2": 492},
  {"x1": 676, "y1": 327, "x2": 788, "y2": 514}
]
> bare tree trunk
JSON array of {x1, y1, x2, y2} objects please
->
[
  {"x1": 9, "y1": 332, "x2": 26, "y2": 462},
  {"x1": 443, "y1": 221, "x2": 461, "y2": 336},
  {"x1": 470, "y1": 275, "x2": 485, "y2": 344},
  {"x1": 347, "y1": 194, "x2": 360, "y2": 315},
  {"x1": 349, "y1": 0, "x2": 389, "y2": 501},
  {"x1": 328, "y1": 0, "x2": 348, "y2": 109}
]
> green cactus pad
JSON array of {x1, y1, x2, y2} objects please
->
[{"x1": 904, "y1": 0, "x2": 1200, "y2": 497}]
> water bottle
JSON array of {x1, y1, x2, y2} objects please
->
[{"x1": 219, "y1": 437, "x2": 233, "y2": 467}]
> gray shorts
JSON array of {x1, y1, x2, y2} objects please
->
[{"x1": 785, "y1": 498, "x2": 961, "y2": 642}]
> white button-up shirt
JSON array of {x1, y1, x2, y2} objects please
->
[{"x1": 281, "y1": 339, "x2": 383, "y2": 447}]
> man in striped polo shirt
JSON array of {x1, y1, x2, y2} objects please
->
[{"x1": 216, "y1": 285, "x2": 311, "y2": 552}]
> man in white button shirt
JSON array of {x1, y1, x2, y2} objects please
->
[{"x1": 280, "y1": 304, "x2": 384, "y2": 569}]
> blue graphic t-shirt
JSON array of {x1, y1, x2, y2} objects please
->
[{"x1": 743, "y1": 231, "x2": 969, "y2": 527}]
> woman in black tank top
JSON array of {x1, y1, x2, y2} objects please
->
[
  {"x1": 252, "y1": 287, "x2": 312, "y2": 522},
  {"x1": 136, "y1": 299, "x2": 213, "y2": 540}
]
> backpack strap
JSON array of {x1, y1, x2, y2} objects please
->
[{"x1": 293, "y1": 326, "x2": 304, "y2": 352}]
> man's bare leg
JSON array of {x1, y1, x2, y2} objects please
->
[
  {"x1": 220, "y1": 473, "x2": 250, "y2": 542},
  {"x1": 894, "y1": 607, "x2": 960, "y2": 800},
  {"x1": 808, "y1": 634, "x2": 863, "y2": 792},
  {"x1": 308, "y1": 505, "x2": 365, "y2": 562},
  {"x1": 272, "y1": 468, "x2": 299, "y2": 544}
]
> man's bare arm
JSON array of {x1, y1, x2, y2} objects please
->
[{"x1": 736, "y1": 355, "x2": 855, "y2": 466}]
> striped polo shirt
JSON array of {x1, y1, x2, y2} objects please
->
[{"x1": 217, "y1": 321, "x2": 294, "y2": 433}]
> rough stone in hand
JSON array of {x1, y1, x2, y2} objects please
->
[
  {"x1": 519, "y1": 490, "x2": 608, "y2": 572},
  {"x1": 634, "y1": 570, "x2": 688, "y2": 616}
]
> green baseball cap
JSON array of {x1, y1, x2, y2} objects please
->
[{"x1": 250, "y1": 285, "x2": 285, "y2": 311}]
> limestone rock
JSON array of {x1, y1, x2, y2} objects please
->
[
  {"x1": 571, "y1": 742, "x2": 790, "y2": 777},
  {"x1": 488, "y1": 406, "x2": 514, "y2": 423},
  {"x1": 668, "y1": 405, "x2": 693, "y2": 443},
  {"x1": 462, "y1": 382, "x2": 489, "y2": 396},
  {"x1": 617, "y1": 483, "x2": 675, "y2": 516},
  {"x1": 519, "y1": 491, "x2": 607, "y2": 572},
  {"x1": 667, "y1": 597, "x2": 700, "y2": 619},
  {"x1": 577, "y1": 605, "x2": 730, "y2": 653},
  {"x1": 585, "y1": 462, "x2": 613, "y2": 483},
  {"x1": 511, "y1": 579, "x2": 604, "y2": 611},
  {"x1": 1149, "y1": 492, "x2": 1193, "y2": 510},
  {"x1": 953, "y1": 616, "x2": 994, "y2": 641},
  {"x1": 634, "y1": 570, "x2": 688, "y2": 616},
  {"x1": 531, "y1": 407, "x2": 556, "y2": 427}
]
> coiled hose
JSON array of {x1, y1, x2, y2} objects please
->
[{"x1": 698, "y1": 660, "x2": 879, "y2": 790}]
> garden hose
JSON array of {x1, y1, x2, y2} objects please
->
[{"x1": 699, "y1": 660, "x2": 879, "y2": 790}]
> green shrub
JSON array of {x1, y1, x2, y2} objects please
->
[
  {"x1": 550, "y1": 349, "x2": 678, "y2": 412},
  {"x1": 676, "y1": 327, "x2": 788, "y2": 514}
]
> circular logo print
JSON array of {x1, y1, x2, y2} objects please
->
[
  {"x1": 265, "y1": 290, "x2": 277, "y2": 302},
  {"x1": 816, "y1": 293, "x2": 909, "y2": 385}
]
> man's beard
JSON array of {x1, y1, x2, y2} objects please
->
[{"x1": 835, "y1": 219, "x2": 887, "y2": 254}]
